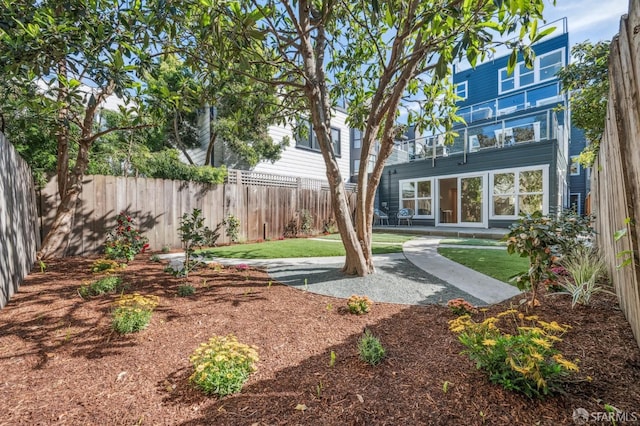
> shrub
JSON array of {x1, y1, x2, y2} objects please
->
[
  {"x1": 178, "y1": 208, "x2": 220, "y2": 279},
  {"x1": 112, "y1": 293, "x2": 159, "y2": 334},
  {"x1": 189, "y1": 334, "x2": 259, "y2": 396},
  {"x1": 299, "y1": 209, "x2": 314, "y2": 235},
  {"x1": 79, "y1": 275, "x2": 123, "y2": 298},
  {"x1": 223, "y1": 214, "x2": 241, "y2": 243},
  {"x1": 322, "y1": 218, "x2": 338, "y2": 234},
  {"x1": 105, "y1": 211, "x2": 150, "y2": 262},
  {"x1": 161, "y1": 246, "x2": 171, "y2": 253},
  {"x1": 347, "y1": 295, "x2": 373, "y2": 315},
  {"x1": 91, "y1": 258, "x2": 124, "y2": 274},
  {"x1": 449, "y1": 309, "x2": 579, "y2": 398},
  {"x1": 358, "y1": 329, "x2": 386, "y2": 366},
  {"x1": 447, "y1": 298, "x2": 477, "y2": 316},
  {"x1": 150, "y1": 254, "x2": 161, "y2": 262},
  {"x1": 177, "y1": 284, "x2": 196, "y2": 297},
  {"x1": 557, "y1": 245, "x2": 610, "y2": 307}
]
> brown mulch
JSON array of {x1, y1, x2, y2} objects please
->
[{"x1": 1, "y1": 254, "x2": 639, "y2": 425}]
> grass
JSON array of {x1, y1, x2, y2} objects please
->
[
  {"x1": 437, "y1": 247, "x2": 529, "y2": 284},
  {"x1": 316, "y1": 233, "x2": 416, "y2": 243},
  {"x1": 439, "y1": 238, "x2": 506, "y2": 247},
  {"x1": 198, "y1": 237, "x2": 403, "y2": 259}
]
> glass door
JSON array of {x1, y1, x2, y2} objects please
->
[{"x1": 459, "y1": 175, "x2": 487, "y2": 227}]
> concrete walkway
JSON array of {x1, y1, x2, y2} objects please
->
[
  {"x1": 403, "y1": 238, "x2": 521, "y2": 304},
  {"x1": 163, "y1": 236, "x2": 521, "y2": 306}
]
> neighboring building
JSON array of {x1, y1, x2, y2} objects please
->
[
  {"x1": 189, "y1": 106, "x2": 352, "y2": 183},
  {"x1": 378, "y1": 18, "x2": 586, "y2": 228}
]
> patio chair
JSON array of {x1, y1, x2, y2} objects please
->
[
  {"x1": 374, "y1": 208, "x2": 389, "y2": 226},
  {"x1": 396, "y1": 208, "x2": 414, "y2": 226}
]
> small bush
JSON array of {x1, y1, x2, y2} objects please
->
[
  {"x1": 557, "y1": 245, "x2": 610, "y2": 307},
  {"x1": 79, "y1": 275, "x2": 123, "y2": 298},
  {"x1": 177, "y1": 284, "x2": 196, "y2": 297},
  {"x1": 150, "y1": 254, "x2": 161, "y2": 262},
  {"x1": 223, "y1": 215, "x2": 241, "y2": 243},
  {"x1": 447, "y1": 298, "x2": 477, "y2": 316},
  {"x1": 189, "y1": 334, "x2": 259, "y2": 396},
  {"x1": 105, "y1": 211, "x2": 149, "y2": 262},
  {"x1": 449, "y1": 309, "x2": 579, "y2": 398},
  {"x1": 358, "y1": 329, "x2": 386, "y2": 366},
  {"x1": 299, "y1": 209, "x2": 313, "y2": 235},
  {"x1": 161, "y1": 246, "x2": 171, "y2": 253},
  {"x1": 91, "y1": 258, "x2": 124, "y2": 274},
  {"x1": 112, "y1": 293, "x2": 159, "y2": 334},
  {"x1": 347, "y1": 295, "x2": 373, "y2": 315}
]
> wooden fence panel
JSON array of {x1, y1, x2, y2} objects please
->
[
  {"x1": 39, "y1": 173, "x2": 353, "y2": 255},
  {"x1": 592, "y1": 2, "x2": 640, "y2": 348},
  {"x1": 0, "y1": 133, "x2": 40, "y2": 309}
]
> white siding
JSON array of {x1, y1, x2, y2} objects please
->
[{"x1": 252, "y1": 110, "x2": 351, "y2": 182}]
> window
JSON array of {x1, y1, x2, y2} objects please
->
[
  {"x1": 491, "y1": 168, "x2": 545, "y2": 217},
  {"x1": 352, "y1": 128, "x2": 362, "y2": 149},
  {"x1": 455, "y1": 81, "x2": 468, "y2": 100},
  {"x1": 353, "y1": 159, "x2": 360, "y2": 175},
  {"x1": 498, "y1": 48, "x2": 564, "y2": 94},
  {"x1": 400, "y1": 179, "x2": 433, "y2": 217},
  {"x1": 296, "y1": 122, "x2": 341, "y2": 156},
  {"x1": 569, "y1": 193, "x2": 581, "y2": 215},
  {"x1": 570, "y1": 156, "x2": 581, "y2": 176}
]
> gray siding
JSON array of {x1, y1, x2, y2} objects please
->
[{"x1": 380, "y1": 140, "x2": 559, "y2": 227}]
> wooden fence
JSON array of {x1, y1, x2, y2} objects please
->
[
  {"x1": 592, "y1": 1, "x2": 640, "y2": 348},
  {"x1": 39, "y1": 172, "x2": 355, "y2": 256},
  {"x1": 0, "y1": 133, "x2": 40, "y2": 309}
]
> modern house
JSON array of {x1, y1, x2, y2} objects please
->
[
  {"x1": 190, "y1": 106, "x2": 352, "y2": 184},
  {"x1": 378, "y1": 19, "x2": 587, "y2": 228}
]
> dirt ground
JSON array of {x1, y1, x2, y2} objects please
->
[{"x1": 1, "y1": 254, "x2": 639, "y2": 425}]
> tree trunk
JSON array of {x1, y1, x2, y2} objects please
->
[{"x1": 37, "y1": 184, "x2": 81, "y2": 259}]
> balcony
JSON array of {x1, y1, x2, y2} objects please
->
[{"x1": 386, "y1": 109, "x2": 562, "y2": 165}]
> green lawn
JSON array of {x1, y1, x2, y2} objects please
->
[
  {"x1": 316, "y1": 232, "x2": 416, "y2": 243},
  {"x1": 198, "y1": 237, "x2": 403, "y2": 259},
  {"x1": 439, "y1": 238, "x2": 506, "y2": 247},
  {"x1": 437, "y1": 247, "x2": 529, "y2": 284}
]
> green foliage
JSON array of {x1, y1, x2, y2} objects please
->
[
  {"x1": 557, "y1": 41, "x2": 610, "y2": 167},
  {"x1": 178, "y1": 208, "x2": 220, "y2": 278},
  {"x1": 189, "y1": 334, "x2": 259, "y2": 396},
  {"x1": 150, "y1": 254, "x2": 161, "y2": 262},
  {"x1": 299, "y1": 209, "x2": 314, "y2": 235},
  {"x1": 223, "y1": 215, "x2": 241, "y2": 243},
  {"x1": 105, "y1": 211, "x2": 150, "y2": 262},
  {"x1": 505, "y1": 211, "x2": 595, "y2": 305},
  {"x1": 557, "y1": 245, "x2": 610, "y2": 307},
  {"x1": 347, "y1": 295, "x2": 373, "y2": 315},
  {"x1": 79, "y1": 275, "x2": 123, "y2": 298},
  {"x1": 112, "y1": 293, "x2": 159, "y2": 334},
  {"x1": 91, "y1": 258, "x2": 124, "y2": 274},
  {"x1": 177, "y1": 284, "x2": 196, "y2": 297},
  {"x1": 357, "y1": 330, "x2": 386, "y2": 366},
  {"x1": 450, "y1": 310, "x2": 579, "y2": 398}
]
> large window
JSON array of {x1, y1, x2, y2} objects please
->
[
  {"x1": 491, "y1": 168, "x2": 545, "y2": 217},
  {"x1": 570, "y1": 156, "x2": 581, "y2": 176},
  {"x1": 400, "y1": 179, "x2": 433, "y2": 217},
  {"x1": 498, "y1": 48, "x2": 564, "y2": 94},
  {"x1": 296, "y1": 123, "x2": 341, "y2": 156}
]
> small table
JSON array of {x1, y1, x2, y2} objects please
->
[{"x1": 441, "y1": 210, "x2": 453, "y2": 223}]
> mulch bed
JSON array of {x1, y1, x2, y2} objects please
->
[{"x1": 1, "y1": 254, "x2": 639, "y2": 425}]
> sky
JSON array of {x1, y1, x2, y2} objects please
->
[{"x1": 543, "y1": 0, "x2": 629, "y2": 46}]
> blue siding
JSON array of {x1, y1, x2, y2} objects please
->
[{"x1": 454, "y1": 33, "x2": 569, "y2": 107}]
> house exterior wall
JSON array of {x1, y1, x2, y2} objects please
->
[
  {"x1": 380, "y1": 141, "x2": 558, "y2": 228},
  {"x1": 252, "y1": 108, "x2": 351, "y2": 182}
]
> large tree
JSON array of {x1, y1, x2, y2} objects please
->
[
  {"x1": 557, "y1": 40, "x2": 610, "y2": 166},
  {"x1": 0, "y1": 0, "x2": 159, "y2": 259},
  {"x1": 169, "y1": 0, "x2": 553, "y2": 275}
]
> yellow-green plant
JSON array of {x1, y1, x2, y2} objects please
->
[
  {"x1": 357, "y1": 329, "x2": 386, "y2": 366},
  {"x1": 91, "y1": 258, "x2": 124, "y2": 274},
  {"x1": 112, "y1": 293, "x2": 159, "y2": 334},
  {"x1": 79, "y1": 275, "x2": 123, "y2": 298},
  {"x1": 347, "y1": 294, "x2": 373, "y2": 315},
  {"x1": 189, "y1": 334, "x2": 259, "y2": 396},
  {"x1": 449, "y1": 309, "x2": 579, "y2": 398}
]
